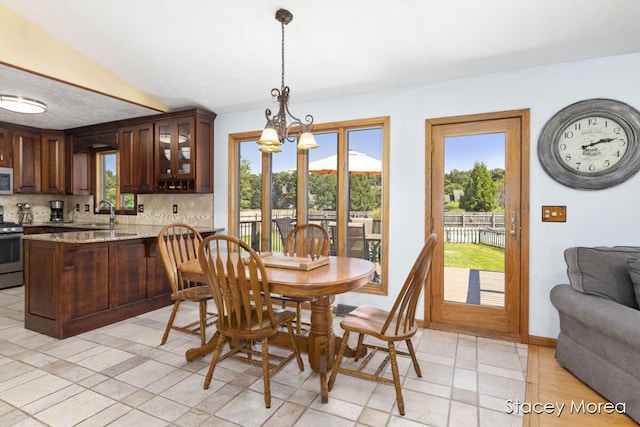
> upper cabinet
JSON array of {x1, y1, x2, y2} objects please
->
[
  {"x1": 154, "y1": 109, "x2": 215, "y2": 193},
  {"x1": 0, "y1": 127, "x2": 13, "y2": 168},
  {"x1": 12, "y1": 130, "x2": 66, "y2": 194},
  {"x1": 41, "y1": 133, "x2": 66, "y2": 195},
  {"x1": 13, "y1": 130, "x2": 41, "y2": 193},
  {"x1": 120, "y1": 123, "x2": 154, "y2": 193}
]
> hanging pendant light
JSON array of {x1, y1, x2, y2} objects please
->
[{"x1": 257, "y1": 8, "x2": 318, "y2": 153}]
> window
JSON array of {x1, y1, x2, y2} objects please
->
[
  {"x1": 95, "y1": 150, "x2": 136, "y2": 213},
  {"x1": 229, "y1": 117, "x2": 389, "y2": 294}
]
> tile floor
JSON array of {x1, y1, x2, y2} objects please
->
[{"x1": 0, "y1": 286, "x2": 527, "y2": 426}]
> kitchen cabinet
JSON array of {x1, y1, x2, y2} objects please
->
[
  {"x1": 120, "y1": 123, "x2": 154, "y2": 193},
  {"x1": 12, "y1": 130, "x2": 66, "y2": 194},
  {"x1": 12, "y1": 130, "x2": 41, "y2": 193},
  {"x1": 0, "y1": 127, "x2": 12, "y2": 168},
  {"x1": 41, "y1": 133, "x2": 66, "y2": 194},
  {"x1": 154, "y1": 109, "x2": 215, "y2": 193},
  {"x1": 23, "y1": 237, "x2": 171, "y2": 339},
  {"x1": 72, "y1": 152, "x2": 91, "y2": 195}
]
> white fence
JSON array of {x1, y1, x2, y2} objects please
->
[{"x1": 444, "y1": 226, "x2": 506, "y2": 249}]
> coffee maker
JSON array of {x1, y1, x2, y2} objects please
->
[{"x1": 50, "y1": 200, "x2": 64, "y2": 222}]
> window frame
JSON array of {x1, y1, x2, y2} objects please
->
[
  {"x1": 93, "y1": 149, "x2": 137, "y2": 215},
  {"x1": 229, "y1": 116, "x2": 389, "y2": 295}
]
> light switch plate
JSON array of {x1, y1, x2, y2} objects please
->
[{"x1": 542, "y1": 205, "x2": 566, "y2": 222}]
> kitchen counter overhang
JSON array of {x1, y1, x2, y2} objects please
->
[{"x1": 23, "y1": 224, "x2": 223, "y2": 339}]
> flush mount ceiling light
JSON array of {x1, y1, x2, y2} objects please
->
[
  {"x1": 0, "y1": 95, "x2": 47, "y2": 114},
  {"x1": 257, "y1": 8, "x2": 318, "y2": 153}
]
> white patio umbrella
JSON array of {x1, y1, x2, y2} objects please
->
[{"x1": 307, "y1": 150, "x2": 382, "y2": 175}]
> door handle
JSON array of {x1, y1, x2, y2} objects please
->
[{"x1": 510, "y1": 212, "x2": 517, "y2": 240}]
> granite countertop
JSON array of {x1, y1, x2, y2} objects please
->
[{"x1": 22, "y1": 223, "x2": 225, "y2": 243}]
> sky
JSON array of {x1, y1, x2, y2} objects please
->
[{"x1": 444, "y1": 133, "x2": 505, "y2": 172}]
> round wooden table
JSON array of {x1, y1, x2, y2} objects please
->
[{"x1": 179, "y1": 255, "x2": 375, "y2": 402}]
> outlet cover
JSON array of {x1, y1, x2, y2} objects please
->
[
  {"x1": 75, "y1": 204, "x2": 80, "y2": 212},
  {"x1": 173, "y1": 204, "x2": 178, "y2": 214},
  {"x1": 542, "y1": 205, "x2": 566, "y2": 222},
  {"x1": 84, "y1": 204, "x2": 90, "y2": 212},
  {"x1": 138, "y1": 204, "x2": 144, "y2": 213}
]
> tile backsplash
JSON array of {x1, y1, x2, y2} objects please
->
[{"x1": 0, "y1": 193, "x2": 214, "y2": 227}]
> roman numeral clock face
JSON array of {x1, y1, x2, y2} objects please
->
[
  {"x1": 558, "y1": 116, "x2": 628, "y2": 173},
  {"x1": 538, "y1": 99, "x2": 640, "y2": 190}
]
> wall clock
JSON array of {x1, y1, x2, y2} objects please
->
[{"x1": 537, "y1": 98, "x2": 640, "y2": 190}]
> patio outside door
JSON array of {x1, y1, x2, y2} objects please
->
[{"x1": 425, "y1": 110, "x2": 529, "y2": 341}]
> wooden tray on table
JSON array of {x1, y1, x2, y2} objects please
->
[{"x1": 245, "y1": 252, "x2": 330, "y2": 271}]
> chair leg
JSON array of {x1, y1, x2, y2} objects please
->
[
  {"x1": 261, "y1": 338, "x2": 271, "y2": 408},
  {"x1": 286, "y1": 321, "x2": 304, "y2": 371},
  {"x1": 388, "y1": 341, "x2": 405, "y2": 416},
  {"x1": 204, "y1": 333, "x2": 224, "y2": 389},
  {"x1": 406, "y1": 339, "x2": 422, "y2": 377},
  {"x1": 198, "y1": 300, "x2": 207, "y2": 346},
  {"x1": 354, "y1": 333, "x2": 365, "y2": 361},
  {"x1": 295, "y1": 302, "x2": 302, "y2": 335},
  {"x1": 161, "y1": 300, "x2": 180, "y2": 345},
  {"x1": 328, "y1": 330, "x2": 349, "y2": 391}
]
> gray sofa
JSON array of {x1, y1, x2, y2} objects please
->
[{"x1": 550, "y1": 246, "x2": 640, "y2": 423}]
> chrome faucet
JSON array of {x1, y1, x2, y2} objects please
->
[{"x1": 96, "y1": 200, "x2": 116, "y2": 228}]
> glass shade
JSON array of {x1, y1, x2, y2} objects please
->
[
  {"x1": 259, "y1": 143, "x2": 282, "y2": 153},
  {"x1": 297, "y1": 131, "x2": 319, "y2": 150},
  {"x1": 0, "y1": 95, "x2": 47, "y2": 114},
  {"x1": 258, "y1": 127, "x2": 280, "y2": 146}
]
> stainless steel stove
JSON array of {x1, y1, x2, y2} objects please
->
[{"x1": 0, "y1": 206, "x2": 24, "y2": 289}]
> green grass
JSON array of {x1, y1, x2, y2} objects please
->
[{"x1": 444, "y1": 243, "x2": 505, "y2": 272}]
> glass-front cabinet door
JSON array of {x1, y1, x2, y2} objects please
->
[{"x1": 155, "y1": 117, "x2": 195, "y2": 180}]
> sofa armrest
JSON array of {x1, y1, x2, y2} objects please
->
[{"x1": 551, "y1": 284, "x2": 640, "y2": 352}]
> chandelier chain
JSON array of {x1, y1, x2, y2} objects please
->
[{"x1": 281, "y1": 20, "x2": 285, "y2": 90}]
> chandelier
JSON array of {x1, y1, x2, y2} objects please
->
[{"x1": 257, "y1": 8, "x2": 318, "y2": 153}]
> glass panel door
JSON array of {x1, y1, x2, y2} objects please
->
[{"x1": 443, "y1": 133, "x2": 505, "y2": 307}]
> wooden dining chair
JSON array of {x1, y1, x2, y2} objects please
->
[
  {"x1": 198, "y1": 234, "x2": 304, "y2": 408},
  {"x1": 157, "y1": 223, "x2": 216, "y2": 346},
  {"x1": 328, "y1": 233, "x2": 437, "y2": 416},
  {"x1": 279, "y1": 223, "x2": 331, "y2": 334}
]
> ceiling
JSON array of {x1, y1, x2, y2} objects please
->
[{"x1": 2, "y1": 0, "x2": 640, "y2": 130}]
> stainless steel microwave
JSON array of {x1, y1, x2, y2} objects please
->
[{"x1": 0, "y1": 167, "x2": 13, "y2": 195}]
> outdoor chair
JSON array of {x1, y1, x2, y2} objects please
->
[
  {"x1": 279, "y1": 224, "x2": 331, "y2": 334},
  {"x1": 274, "y1": 216, "x2": 295, "y2": 250},
  {"x1": 346, "y1": 222, "x2": 368, "y2": 259},
  {"x1": 328, "y1": 233, "x2": 437, "y2": 416},
  {"x1": 157, "y1": 223, "x2": 216, "y2": 346},
  {"x1": 198, "y1": 235, "x2": 304, "y2": 408}
]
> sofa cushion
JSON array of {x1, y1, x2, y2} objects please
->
[
  {"x1": 564, "y1": 246, "x2": 640, "y2": 309},
  {"x1": 627, "y1": 258, "x2": 640, "y2": 308}
]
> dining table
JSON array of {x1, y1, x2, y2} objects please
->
[{"x1": 178, "y1": 254, "x2": 375, "y2": 402}]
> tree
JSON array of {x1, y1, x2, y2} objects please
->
[
  {"x1": 239, "y1": 159, "x2": 261, "y2": 209},
  {"x1": 271, "y1": 172, "x2": 297, "y2": 209},
  {"x1": 309, "y1": 174, "x2": 337, "y2": 209},
  {"x1": 349, "y1": 175, "x2": 379, "y2": 211},
  {"x1": 459, "y1": 162, "x2": 497, "y2": 212}
]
